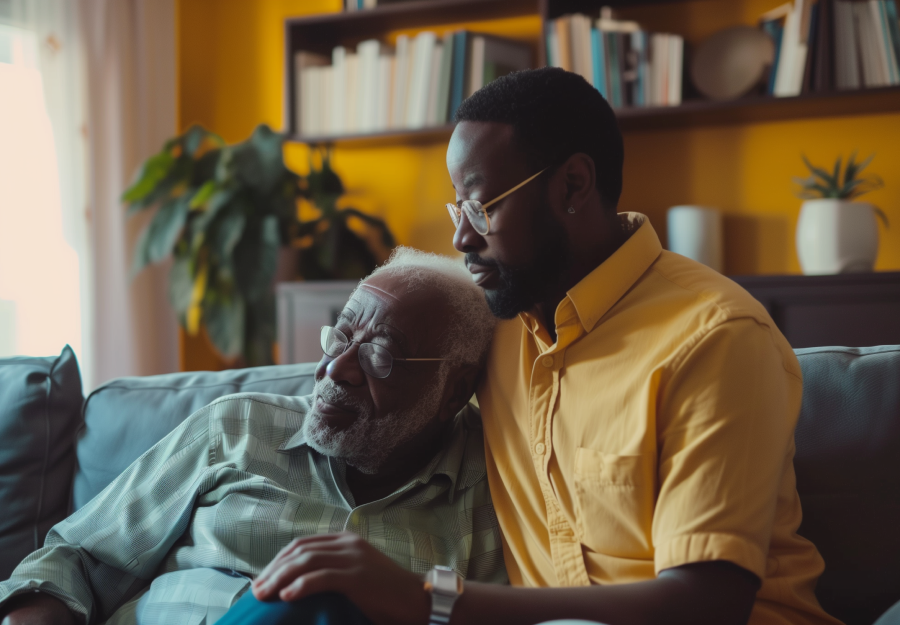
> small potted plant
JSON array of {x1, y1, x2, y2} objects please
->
[
  {"x1": 123, "y1": 125, "x2": 394, "y2": 367},
  {"x1": 794, "y1": 153, "x2": 889, "y2": 275}
]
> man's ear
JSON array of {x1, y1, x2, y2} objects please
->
[
  {"x1": 561, "y1": 152, "x2": 597, "y2": 211},
  {"x1": 439, "y1": 364, "x2": 480, "y2": 423}
]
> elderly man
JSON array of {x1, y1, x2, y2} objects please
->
[{"x1": 0, "y1": 248, "x2": 504, "y2": 625}]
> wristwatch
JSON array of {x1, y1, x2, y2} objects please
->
[{"x1": 424, "y1": 565, "x2": 463, "y2": 625}]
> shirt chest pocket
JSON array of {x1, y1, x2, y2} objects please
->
[{"x1": 573, "y1": 448, "x2": 654, "y2": 559}]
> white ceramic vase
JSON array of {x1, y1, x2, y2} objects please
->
[{"x1": 795, "y1": 199, "x2": 879, "y2": 275}]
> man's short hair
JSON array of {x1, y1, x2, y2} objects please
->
[
  {"x1": 455, "y1": 67, "x2": 624, "y2": 212},
  {"x1": 358, "y1": 247, "x2": 496, "y2": 369}
]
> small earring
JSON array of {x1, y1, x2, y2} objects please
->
[{"x1": 567, "y1": 206, "x2": 576, "y2": 214}]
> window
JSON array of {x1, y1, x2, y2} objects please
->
[{"x1": 0, "y1": 23, "x2": 83, "y2": 367}]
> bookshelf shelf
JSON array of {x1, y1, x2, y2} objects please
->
[
  {"x1": 288, "y1": 86, "x2": 900, "y2": 145},
  {"x1": 285, "y1": 0, "x2": 900, "y2": 142}
]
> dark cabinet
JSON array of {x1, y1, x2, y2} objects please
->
[{"x1": 732, "y1": 272, "x2": 900, "y2": 349}]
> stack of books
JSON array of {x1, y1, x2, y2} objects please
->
[
  {"x1": 762, "y1": 0, "x2": 900, "y2": 96},
  {"x1": 296, "y1": 32, "x2": 531, "y2": 137},
  {"x1": 546, "y1": 11, "x2": 685, "y2": 108}
]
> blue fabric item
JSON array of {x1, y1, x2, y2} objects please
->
[
  {"x1": 0, "y1": 346, "x2": 83, "y2": 580},
  {"x1": 793, "y1": 345, "x2": 900, "y2": 625},
  {"x1": 73, "y1": 363, "x2": 317, "y2": 510},
  {"x1": 217, "y1": 591, "x2": 372, "y2": 625},
  {"x1": 875, "y1": 599, "x2": 900, "y2": 625}
]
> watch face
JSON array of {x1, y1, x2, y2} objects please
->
[{"x1": 431, "y1": 566, "x2": 461, "y2": 595}]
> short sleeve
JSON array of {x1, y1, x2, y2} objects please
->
[{"x1": 652, "y1": 318, "x2": 802, "y2": 579}]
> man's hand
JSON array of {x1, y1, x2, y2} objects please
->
[
  {"x1": 0, "y1": 592, "x2": 76, "y2": 625},
  {"x1": 252, "y1": 532, "x2": 431, "y2": 625}
]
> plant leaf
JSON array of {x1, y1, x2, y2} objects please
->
[
  {"x1": 232, "y1": 124, "x2": 286, "y2": 195},
  {"x1": 182, "y1": 125, "x2": 208, "y2": 156},
  {"x1": 234, "y1": 214, "x2": 280, "y2": 303},
  {"x1": 122, "y1": 151, "x2": 175, "y2": 205},
  {"x1": 801, "y1": 154, "x2": 836, "y2": 189},
  {"x1": 874, "y1": 206, "x2": 890, "y2": 229},
  {"x1": 202, "y1": 287, "x2": 245, "y2": 359},
  {"x1": 341, "y1": 207, "x2": 397, "y2": 248},
  {"x1": 168, "y1": 253, "x2": 194, "y2": 326},
  {"x1": 210, "y1": 206, "x2": 247, "y2": 265},
  {"x1": 131, "y1": 197, "x2": 190, "y2": 275},
  {"x1": 189, "y1": 180, "x2": 217, "y2": 208},
  {"x1": 187, "y1": 258, "x2": 209, "y2": 336}
]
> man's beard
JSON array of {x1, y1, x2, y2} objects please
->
[
  {"x1": 469, "y1": 210, "x2": 572, "y2": 319},
  {"x1": 302, "y1": 373, "x2": 446, "y2": 474}
]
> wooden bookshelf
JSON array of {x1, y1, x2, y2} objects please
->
[{"x1": 284, "y1": 0, "x2": 900, "y2": 144}]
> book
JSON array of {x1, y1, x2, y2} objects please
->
[
  {"x1": 425, "y1": 41, "x2": 444, "y2": 127},
  {"x1": 556, "y1": 16, "x2": 573, "y2": 71},
  {"x1": 834, "y1": 0, "x2": 861, "y2": 88},
  {"x1": 761, "y1": 17, "x2": 785, "y2": 95},
  {"x1": 448, "y1": 31, "x2": 469, "y2": 121},
  {"x1": 591, "y1": 27, "x2": 608, "y2": 98},
  {"x1": 357, "y1": 39, "x2": 382, "y2": 133},
  {"x1": 407, "y1": 31, "x2": 437, "y2": 129},
  {"x1": 376, "y1": 52, "x2": 393, "y2": 131},
  {"x1": 668, "y1": 34, "x2": 683, "y2": 106},
  {"x1": 812, "y1": 0, "x2": 835, "y2": 92},
  {"x1": 391, "y1": 34, "x2": 410, "y2": 128},
  {"x1": 570, "y1": 13, "x2": 594, "y2": 85},
  {"x1": 480, "y1": 35, "x2": 531, "y2": 85},
  {"x1": 873, "y1": 0, "x2": 900, "y2": 83},
  {"x1": 468, "y1": 35, "x2": 486, "y2": 97},
  {"x1": 885, "y1": 0, "x2": 900, "y2": 81},
  {"x1": 434, "y1": 32, "x2": 455, "y2": 125},
  {"x1": 295, "y1": 51, "x2": 329, "y2": 135},
  {"x1": 800, "y1": 1, "x2": 820, "y2": 94},
  {"x1": 344, "y1": 52, "x2": 359, "y2": 132},
  {"x1": 855, "y1": 2, "x2": 886, "y2": 86}
]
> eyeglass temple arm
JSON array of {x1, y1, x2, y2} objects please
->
[
  {"x1": 395, "y1": 358, "x2": 448, "y2": 362},
  {"x1": 481, "y1": 167, "x2": 548, "y2": 211}
]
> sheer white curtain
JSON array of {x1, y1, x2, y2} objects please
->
[
  {"x1": 0, "y1": 0, "x2": 178, "y2": 389},
  {"x1": 78, "y1": 0, "x2": 178, "y2": 387}
]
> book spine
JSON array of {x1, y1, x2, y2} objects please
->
[
  {"x1": 391, "y1": 35, "x2": 409, "y2": 129},
  {"x1": 591, "y1": 27, "x2": 608, "y2": 98},
  {"x1": 762, "y1": 19, "x2": 784, "y2": 95},
  {"x1": 448, "y1": 31, "x2": 468, "y2": 121}
]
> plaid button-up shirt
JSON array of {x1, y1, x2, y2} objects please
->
[{"x1": 0, "y1": 393, "x2": 506, "y2": 624}]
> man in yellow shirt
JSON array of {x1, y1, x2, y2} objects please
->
[{"x1": 438, "y1": 67, "x2": 842, "y2": 625}]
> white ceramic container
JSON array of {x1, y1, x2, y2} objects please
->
[
  {"x1": 667, "y1": 205, "x2": 724, "y2": 273},
  {"x1": 796, "y1": 199, "x2": 879, "y2": 274}
]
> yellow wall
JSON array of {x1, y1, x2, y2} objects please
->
[{"x1": 178, "y1": 0, "x2": 899, "y2": 277}]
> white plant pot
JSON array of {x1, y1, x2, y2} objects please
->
[{"x1": 796, "y1": 199, "x2": 879, "y2": 275}]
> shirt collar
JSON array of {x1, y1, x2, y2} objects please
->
[
  {"x1": 519, "y1": 212, "x2": 662, "y2": 335},
  {"x1": 279, "y1": 402, "x2": 485, "y2": 502}
]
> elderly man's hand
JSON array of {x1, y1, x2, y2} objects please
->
[
  {"x1": 252, "y1": 532, "x2": 431, "y2": 625},
  {"x1": 0, "y1": 592, "x2": 76, "y2": 625}
]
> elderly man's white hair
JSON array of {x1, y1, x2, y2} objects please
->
[{"x1": 356, "y1": 246, "x2": 496, "y2": 367}]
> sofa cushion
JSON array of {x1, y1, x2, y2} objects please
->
[
  {"x1": 0, "y1": 346, "x2": 83, "y2": 580},
  {"x1": 73, "y1": 363, "x2": 317, "y2": 510},
  {"x1": 794, "y1": 345, "x2": 900, "y2": 625}
]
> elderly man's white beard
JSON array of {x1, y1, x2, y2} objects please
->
[{"x1": 302, "y1": 374, "x2": 446, "y2": 474}]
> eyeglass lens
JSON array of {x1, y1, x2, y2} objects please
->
[
  {"x1": 446, "y1": 201, "x2": 490, "y2": 236},
  {"x1": 319, "y1": 326, "x2": 394, "y2": 379}
]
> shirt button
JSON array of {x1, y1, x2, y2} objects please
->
[
  {"x1": 542, "y1": 356, "x2": 554, "y2": 368},
  {"x1": 535, "y1": 442, "x2": 545, "y2": 455}
]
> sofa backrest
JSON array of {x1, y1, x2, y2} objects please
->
[
  {"x1": 73, "y1": 363, "x2": 317, "y2": 511},
  {"x1": 794, "y1": 345, "x2": 900, "y2": 625}
]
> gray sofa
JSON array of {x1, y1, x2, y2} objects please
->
[{"x1": 1, "y1": 345, "x2": 898, "y2": 625}]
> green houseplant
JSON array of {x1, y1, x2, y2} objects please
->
[
  {"x1": 123, "y1": 125, "x2": 394, "y2": 366},
  {"x1": 793, "y1": 153, "x2": 888, "y2": 275}
]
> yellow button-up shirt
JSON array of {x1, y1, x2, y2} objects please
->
[{"x1": 477, "y1": 213, "x2": 840, "y2": 625}]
